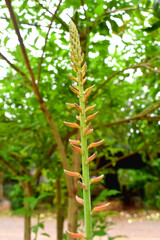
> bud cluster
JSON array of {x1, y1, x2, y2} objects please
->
[{"x1": 64, "y1": 21, "x2": 108, "y2": 240}]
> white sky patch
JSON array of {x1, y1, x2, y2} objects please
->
[
  {"x1": 59, "y1": 7, "x2": 74, "y2": 24},
  {"x1": 88, "y1": 52, "x2": 99, "y2": 58}
]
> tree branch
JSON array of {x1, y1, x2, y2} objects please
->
[
  {"x1": 37, "y1": 0, "x2": 63, "y2": 84},
  {"x1": 0, "y1": 52, "x2": 30, "y2": 83},
  {"x1": 35, "y1": 0, "x2": 68, "y2": 31},
  {"x1": 5, "y1": 0, "x2": 36, "y2": 85},
  {"x1": 92, "y1": 7, "x2": 154, "y2": 26},
  {"x1": 105, "y1": 101, "x2": 160, "y2": 128},
  {"x1": 92, "y1": 63, "x2": 160, "y2": 98},
  {"x1": 93, "y1": 151, "x2": 138, "y2": 174}
]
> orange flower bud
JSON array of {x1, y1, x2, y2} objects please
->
[
  {"x1": 76, "y1": 195, "x2": 84, "y2": 205},
  {"x1": 66, "y1": 231, "x2": 85, "y2": 239},
  {"x1": 86, "y1": 111, "x2": 99, "y2": 121},
  {"x1": 68, "y1": 75, "x2": 78, "y2": 83},
  {"x1": 90, "y1": 203, "x2": 110, "y2": 215},
  {"x1": 85, "y1": 84, "x2": 95, "y2": 93},
  {"x1": 69, "y1": 139, "x2": 81, "y2": 145},
  {"x1": 78, "y1": 181, "x2": 87, "y2": 190},
  {"x1": 90, "y1": 174, "x2": 104, "y2": 184},
  {"x1": 83, "y1": 89, "x2": 93, "y2": 102},
  {"x1": 82, "y1": 77, "x2": 87, "y2": 84},
  {"x1": 71, "y1": 144, "x2": 83, "y2": 154},
  {"x1": 75, "y1": 103, "x2": 83, "y2": 113},
  {"x1": 83, "y1": 123, "x2": 91, "y2": 136},
  {"x1": 85, "y1": 129, "x2": 93, "y2": 136},
  {"x1": 64, "y1": 122, "x2": 80, "y2": 128},
  {"x1": 87, "y1": 139, "x2": 104, "y2": 149},
  {"x1": 64, "y1": 169, "x2": 82, "y2": 179},
  {"x1": 72, "y1": 84, "x2": 79, "y2": 90},
  {"x1": 86, "y1": 151, "x2": 97, "y2": 164},
  {"x1": 69, "y1": 85, "x2": 80, "y2": 96},
  {"x1": 85, "y1": 104, "x2": 96, "y2": 112},
  {"x1": 82, "y1": 62, "x2": 87, "y2": 78},
  {"x1": 66, "y1": 103, "x2": 75, "y2": 108},
  {"x1": 70, "y1": 63, "x2": 78, "y2": 73}
]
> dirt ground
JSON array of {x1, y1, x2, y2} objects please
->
[{"x1": 0, "y1": 211, "x2": 160, "y2": 240}]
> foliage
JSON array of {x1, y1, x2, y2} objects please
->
[{"x1": 0, "y1": 0, "x2": 160, "y2": 239}]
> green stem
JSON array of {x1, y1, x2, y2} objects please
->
[{"x1": 79, "y1": 80, "x2": 92, "y2": 240}]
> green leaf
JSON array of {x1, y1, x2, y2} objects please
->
[
  {"x1": 95, "y1": 4, "x2": 104, "y2": 17},
  {"x1": 13, "y1": 207, "x2": 28, "y2": 215}
]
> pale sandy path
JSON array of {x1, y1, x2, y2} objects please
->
[{"x1": 0, "y1": 215, "x2": 160, "y2": 240}]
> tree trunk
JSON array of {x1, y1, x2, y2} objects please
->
[
  {"x1": 24, "y1": 182, "x2": 32, "y2": 240},
  {"x1": 56, "y1": 175, "x2": 64, "y2": 240},
  {"x1": 0, "y1": 171, "x2": 4, "y2": 200}
]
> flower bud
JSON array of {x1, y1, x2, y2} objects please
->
[
  {"x1": 85, "y1": 84, "x2": 95, "y2": 93},
  {"x1": 71, "y1": 144, "x2": 83, "y2": 154},
  {"x1": 64, "y1": 121, "x2": 80, "y2": 128},
  {"x1": 90, "y1": 203, "x2": 110, "y2": 215},
  {"x1": 72, "y1": 84, "x2": 79, "y2": 90},
  {"x1": 90, "y1": 174, "x2": 104, "y2": 184},
  {"x1": 64, "y1": 169, "x2": 82, "y2": 179},
  {"x1": 83, "y1": 123, "x2": 91, "y2": 136},
  {"x1": 69, "y1": 85, "x2": 80, "y2": 96},
  {"x1": 66, "y1": 230, "x2": 85, "y2": 239},
  {"x1": 69, "y1": 139, "x2": 81, "y2": 145},
  {"x1": 66, "y1": 103, "x2": 75, "y2": 108},
  {"x1": 87, "y1": 139, "x2": 104, "y2": 149},
  {"x1": 78, "y1": 181, "x2": 87, "y2": 190},
  {"x1": 86, "y1": 111, "x2": 99, "y2": 121},
  {"x1": 85, "y1": 129, "x2": 93, "y2": 136},
  {"x1": 83, "y1": 89, "x2": 92, "y2": 102},
  {"x1": 86, "y1": 151, "x2": 97, "y2": 164},
  {"x1": 68, "y1": 75, "x2": 78, "y2": 83},
  {"x1": 85, "y1": 104, "x2": 96, "y2": 112},
  {"x1": 75, "y1": 103, "x2": 83, "y2": 113},
  {"x1": 76, "y1": 195, "x2": 84, "y2": 205}
]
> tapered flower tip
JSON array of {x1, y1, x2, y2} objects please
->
[
  {"x1": 78, "y1": 181, "x2": 87, "y2": 190},
  {"x1": 87, "y1": 139, "x2": 104, "y2": 149},
  {"x1": 64, "y1": 169, "x2": 82, "y2": 179},
  {"x1": 66, "y1": 230, "x2": 85, "y2": 239},
  {"x1": 64, "y1": 121, "x2": 80, "y2": 129},
  {"x1": 90, "y1": 203, "x2": 110, "y2": 215},
  {"x1": 90, "y1": 174, "x2": 104, "y2": 184},
  {"x1": 75, "y1": 195, "x2": 84, "y2": 205}
]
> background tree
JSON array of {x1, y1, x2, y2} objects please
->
[{"x1": 0, "y1": 0, "x2": 160, "y2": 239}]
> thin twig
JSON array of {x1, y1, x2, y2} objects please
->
[
  {"x1": 92, "y1": 7, "x2": 154, "y2": 26},
  {"x1": 104, "y1": 100, "x2": 160, "y2": 128},
  {"x1": 35, "y1": 0, "x2": 68, "y2": 31},
  {"x1": 37, "y1": 0, "x2": 63, "y2": 84},
  {"x1": 0, "y1": 52, "x2": 30, "y2": 82},
  {"x1": 93, "y1": 151, "x2": 138, "y2": 174},
  {"x1": 92, "y1": 63, "x2": 160, "y2": 98}
]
